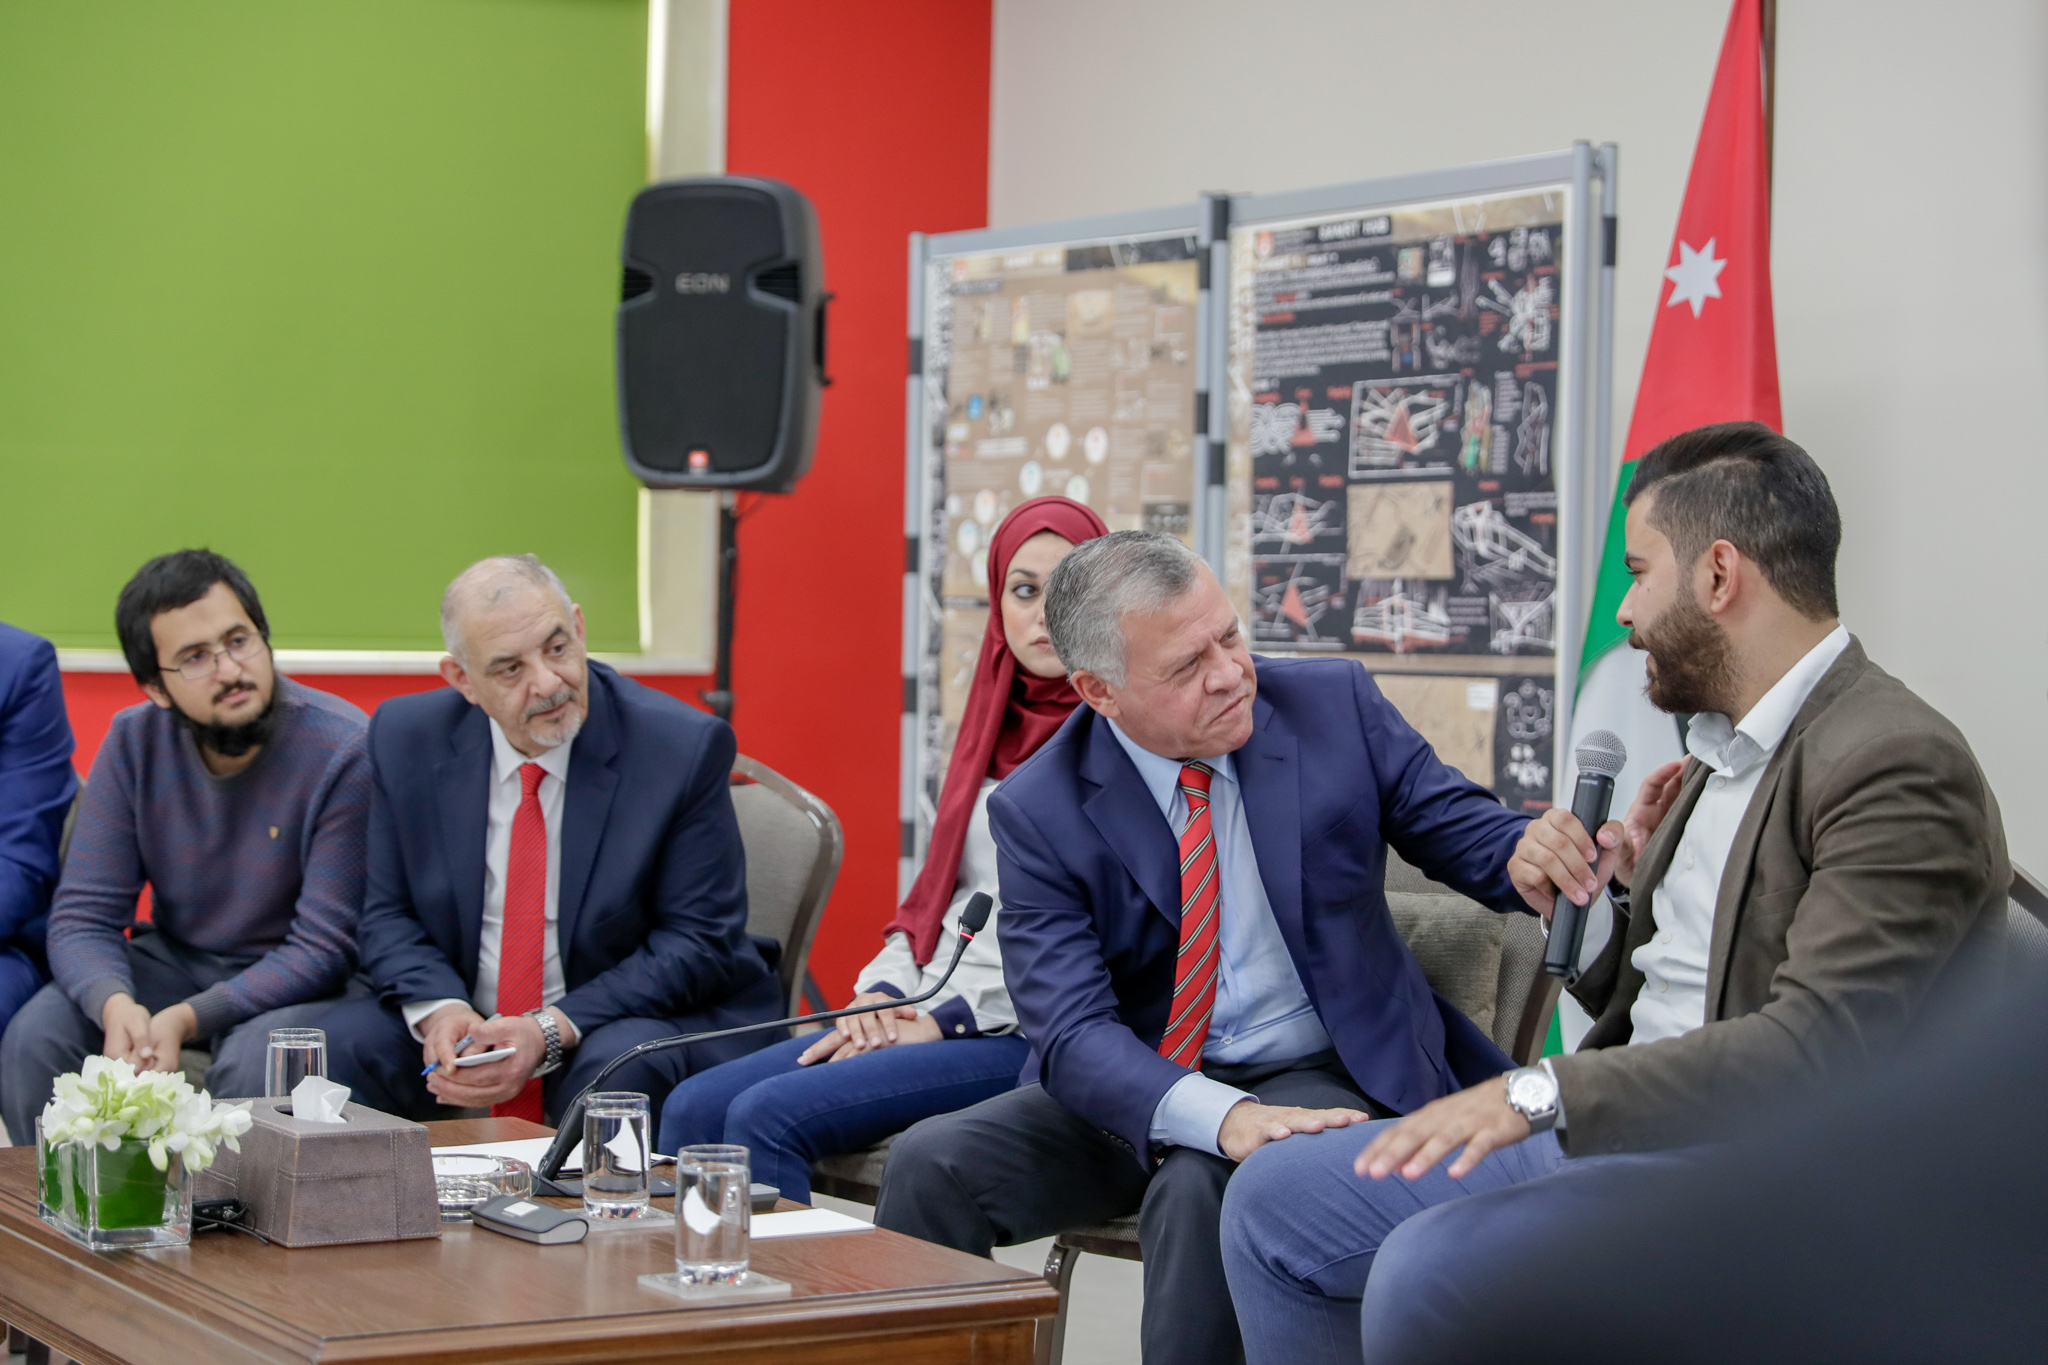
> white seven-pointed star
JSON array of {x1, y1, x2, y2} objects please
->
[{"x1": 1663, "y1": 238, "x2": 1727, "y2": 318}]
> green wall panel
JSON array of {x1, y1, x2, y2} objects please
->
[{"x1": 0, "y1": 0, "x2": 648, "y2": 651}]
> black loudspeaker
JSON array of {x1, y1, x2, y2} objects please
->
[{"x1": 617, "y1": 176, "x2": 828, "y2": 493}]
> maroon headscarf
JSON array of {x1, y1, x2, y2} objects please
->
[{"x1": 886, "y1": 496, "x2": 1110, "y2": 964}]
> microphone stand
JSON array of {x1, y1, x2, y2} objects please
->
[{"x1": 535, "y1": 892, "x2": 993, "y2": 1180}]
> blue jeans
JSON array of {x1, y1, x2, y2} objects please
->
[
  {"x1": 1220, "y1": 1118, "x2": 1579, "y2": 1365},
  {"x1": 659, "y1": 1030, "x2": 1031, "y2": 1205}
]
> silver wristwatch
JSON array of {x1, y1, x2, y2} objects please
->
[
  {"x1": 526, "y1": 1007, "x2": 565, "y2": 1076},
  {"x1": 1503, "y1": 1064, "x2": 1560, "y2": 1133}
]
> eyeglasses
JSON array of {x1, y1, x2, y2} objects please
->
[{"x1": 162, "y1": 629, "x2": 265, "y2": 683}]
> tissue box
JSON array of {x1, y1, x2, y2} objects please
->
[{"x1": 192, "y1": 1099, "x2": 441, "y2": 1247}]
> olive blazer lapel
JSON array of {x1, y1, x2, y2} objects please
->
[{"x1": 1703, "y1": 639, "x2": 1871, "y2": 1015}]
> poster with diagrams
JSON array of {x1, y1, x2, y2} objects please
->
[
  {"x1": 912, "y1": 223, "x2": 1203, "y2": 805},
  {"x1": 1227, "y1": 185, "x2": 1579, "y2": 812}
]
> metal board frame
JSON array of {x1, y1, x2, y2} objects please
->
[
  {"x1": 901, "y1": 203, "x2": 1209, "y2": 893},
  {"x1": 1222, "y1": 144, "x2": 1617, "y2": 807}
]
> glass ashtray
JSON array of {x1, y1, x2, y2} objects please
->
[{"x1": 433, "y1": 1154, "x2": 534, "y2": 1221}]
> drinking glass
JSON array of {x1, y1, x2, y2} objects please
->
[
  {"x1": 674, "y1": 1143, "x2": 750, "y2": 1283},
  {"x1": 581, "y1": 1091, "x2": 652, "y2": 1219},
  {"x1": 265, "y1": 1028, "x2": 327, "y2": 1098}
]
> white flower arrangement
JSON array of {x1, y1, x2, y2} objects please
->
[{"x1": 40, "y1": 1056, "x2": 254, "y2": 1173}]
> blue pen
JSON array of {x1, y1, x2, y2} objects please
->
[{"x1": 421, "y1": 1034, "x2": 474, "y2": 1077}]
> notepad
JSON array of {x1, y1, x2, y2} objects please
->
[{"x1": 751, "y1": 1208, "x2": 875, "y2": 1239}]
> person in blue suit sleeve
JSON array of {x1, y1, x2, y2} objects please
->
[
  {"x1": 875, "y1": 531, "x2": 1531, "y2": 1365},
  {"x1": 0, "y1": 621, "x2": 78, "y2": 1111},
  {"x1": 321, "y1": 556, "x2": 781, "y2": 1124}
]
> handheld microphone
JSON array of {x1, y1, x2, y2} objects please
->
[
  {"x1": 1542, "y1": 731, "x2": 1628, "y2": 985},
  {"x1": 535, "y1": 891, "x2": 995, "y2": 1180}
]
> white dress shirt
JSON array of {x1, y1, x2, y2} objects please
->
[
  {"x1": 1103, "y1": 721, "x2": 1332, "y2": 1158},
  {"x1": 1628, "y1": 626, "x2": 1850, "y2": 1045},
  {"x1": 858, "y1": 778, "x2": 1018, "y2": 1036},
  {"x1": 402, "y1": 719, "x2": 574, "y2": 1040}
]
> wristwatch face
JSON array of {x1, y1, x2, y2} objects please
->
[{"x1": 1506, "y1": 1068, "x2": 1557, "y2": 1116}]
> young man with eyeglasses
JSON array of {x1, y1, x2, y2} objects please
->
[{"x1": 0, "y1": 550, "x2": 371, "y2": 1140}]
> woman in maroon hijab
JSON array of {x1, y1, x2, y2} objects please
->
[{"x1": 658, "y1": 497, "x2": 1109, "y2": 1200}]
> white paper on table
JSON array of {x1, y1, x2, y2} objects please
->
[
  {"x1": 750, "y1": 1209, "x2": 875, "y2": 1239},
  {"x1": 430, "y1": 1136, "x2": 585, "y2": 1172},
  {"x1": 604, "y1": 1121, "x2": 646, "y2": 1172},
  {"x1": 680, "y1": 1187, "x2": 723, "y2": 1235}
]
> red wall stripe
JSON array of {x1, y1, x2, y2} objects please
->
[{"x1": 724, "y1": 0, "x2": 991, "y2": 996}]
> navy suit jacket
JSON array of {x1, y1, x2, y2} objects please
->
[
  {"x1": 0, "y1": 623, "x2": 77, "y2": 971},
  {"x1": 990, "y1": 655, "x2": 1531, "y2": 1161},
  {"x1": 356, "y1": 662, "x2": 771, "y2": 1035}
]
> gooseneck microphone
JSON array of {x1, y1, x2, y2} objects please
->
[
  {"x1": 1542, "y1": 731, "x2": 1629, "y2": 985},
  {"x1": 535, "y1": 892, "x2": 995, "y2": 1180}
]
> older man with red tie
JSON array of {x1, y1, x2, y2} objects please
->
[{"x1": 321, "y1": 554, "x2": 782, "y2": 1123}]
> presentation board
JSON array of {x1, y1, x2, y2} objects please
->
[
  {"x1": 898, "y1": 150, "x2": 1615, "y2": 888},
  {"x1": 1223, "y1": 150, "x2": 1613, "y2": 813},
  {"x1": 901, "y1": 207, "x2": 1210, "y2": 882}
]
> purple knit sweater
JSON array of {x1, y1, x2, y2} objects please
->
[{"x1": 48, "y1": 678, "x2": 370, "y2": 1037}]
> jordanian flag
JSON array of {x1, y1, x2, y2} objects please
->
[{"x1": 1549, "y1": 0, "x2": 1783, "y2": 1049}]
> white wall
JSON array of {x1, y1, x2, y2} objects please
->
[{"x1": 992, "y1": 0, "x2": 2048, "y2": 872}]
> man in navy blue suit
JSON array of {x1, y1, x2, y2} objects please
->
[
  {"x1": 0, "y1": 621, "x2": 78, "y2": 1136},
  {"x1": 322, "y1": 555, "x2": 780, "y2": 1124},
  {"x1": 875, "y1": 531, "x2": 1531, "y2": 1365}
]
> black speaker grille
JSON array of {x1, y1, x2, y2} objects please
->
[
  {"x1": 754, "y1": 262, "x2": 801, "y2": 302},
  {"x1": 621, "y1": 265, "x2": 655, "y2": 302}
]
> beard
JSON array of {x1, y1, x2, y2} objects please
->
[
  {"x1": 522, "y1": 686, "x2": 584, "y2": 750},
  {"x1": 1631, "y1": 591, "x2": 1739, "y2": 716},
  {"x1": 173, "y1": 679, "x2": 279, "y2": 758}
]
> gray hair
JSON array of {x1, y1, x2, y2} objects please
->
[
  {"x1": 440, "y1": 554, "x2": 574, "y2": 661},
  {"x1": 1043, "y1": 531, "x2": 1206, "y2": 686}
]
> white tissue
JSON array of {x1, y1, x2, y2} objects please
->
[{"x1": 291, "y1": 1074, "x2": 351, "y2": 1123}]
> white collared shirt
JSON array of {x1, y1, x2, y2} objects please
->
[
  {"x1": 401, "y1": 719, "x2": 573, "y2": 1039},
  {"x1": 1628, "y1": 626, "x2": 1850, "y2": 1045}
]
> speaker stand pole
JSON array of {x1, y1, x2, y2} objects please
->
[{"x1": 702, "y1": 491, "x2": 738, "y2": 723}]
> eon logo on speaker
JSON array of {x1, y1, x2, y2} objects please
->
[{"x1": 674, "y1": 272, "x2": 731, "y2": 294}]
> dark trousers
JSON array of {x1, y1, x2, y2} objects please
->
[
  {"x1": 0, "y1": 930, "x2": 358, "y2": 1144},
  {"x1": 320, "y1": 969, "x2": 786, "y2": 1126},
  {"x1": 875, "y1": 1054, "x2": 1378, "y2": 1365}
]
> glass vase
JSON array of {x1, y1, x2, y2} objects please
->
[
  {"x1": 43, "y1": 1137, "x2": 192, "y2": 1250},
  {"x1": 34, "y1": 1117, "x2": 55, "y2": 1220}
]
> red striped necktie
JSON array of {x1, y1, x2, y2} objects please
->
[
  {"x1": 1159, "y1": 761, "x2": 1221, "y2": 1070},
  {"x1": 493, "y1": 761, "x2": 547, "y2": 1123}
]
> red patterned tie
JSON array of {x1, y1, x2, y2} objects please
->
[
  {"x1": 1159, "y1": 761, "x2": 1221, "y2": 1069},
  {"x1": 493, "y1": 762, "x2": 547, "y2": 1123}
]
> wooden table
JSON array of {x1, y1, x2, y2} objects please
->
[{"x1": 0, "y1": 1118, "x2": 1057, "y2": 1364}]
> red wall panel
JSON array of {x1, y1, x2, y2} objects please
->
[{"x1": 725, "y1": 0, "x2": 991, "y2": 995}]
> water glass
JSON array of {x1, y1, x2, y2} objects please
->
[
  {"x1": 581, "y1": 1091, "x2": 652, "y2": 1219},
  {"x1": 674, "y1": 1143, "x2": 750, "y2": 1283},
  {"x1": 265, "y1": 1028, "x2": 327, "y2": 1098}
]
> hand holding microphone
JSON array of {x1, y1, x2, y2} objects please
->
[{"x1": 1509, "y1": 735, "x2": 1690, "y2": 981}]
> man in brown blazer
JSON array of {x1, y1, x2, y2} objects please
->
[{"x1": 1215, "y1": 422, "x2": 2010, "y2": 1365}]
